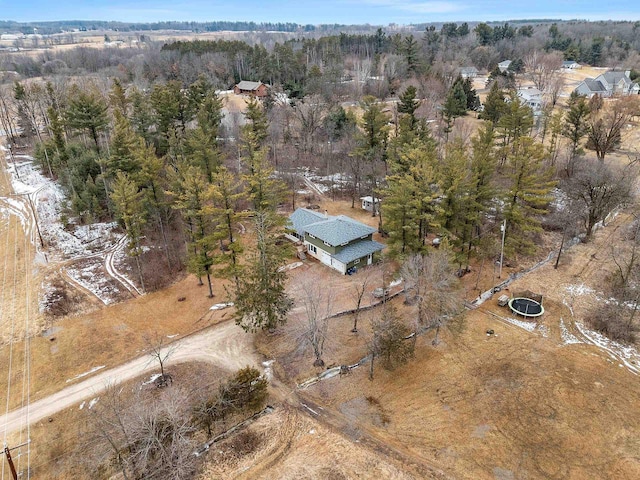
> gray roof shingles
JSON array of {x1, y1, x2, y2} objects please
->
[
  {"x1": 333, "y1": 240, "x2": 385, "y2": 264},
  {"x1": 236, "y1": 80, "x2": 263, "y2": 90},
  {"x1": 583, "y1": 79, "x2": 606, "y2": 92},
  {"x1": 304, "y1": 215, "x2": 377, "y2": 246},
  {"x1": 288, "y1": 208, "x2": 327, "y2": 236}
]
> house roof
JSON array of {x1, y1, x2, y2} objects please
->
[
  {"x1": 562, "y1": 61, "x2": 579, "y2": 66},
  {"x1": 460, "y1": 66, "x2": 478, "y2": 74},
  {"x1": 288, "y1": 208, "x2": 327, "y2": 236},
  {"x1": 305, "y1": 215, "x2": 377, "y2": 246},
  {"x1": 517, "y1": 87, "x2": 542, "y2": 98},
  {"x1": 360, "y1": 196, "x2": 381, "y2": 202},
  {"x1": 498, "y1": 60, "x2": 511, "y2": 66},
  {"x1": 598, "y1": 71, "x2": 632, "y2": 86},
  {"x1": 582, "y1": 78, "x2": 606, "y2": 93},
  {"x1": 236, "y1": 80, "x2": 264, "y2": 91},
  {"x1": 333, "y1": 240, "x2": 385, "y2": 265}
]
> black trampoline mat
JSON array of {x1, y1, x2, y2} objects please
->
[{"x1": 509, "y1": 297, "x2": 543, "y2": 316}]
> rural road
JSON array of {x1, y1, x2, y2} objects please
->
[{"x1": 0, "y1": 320, "x2": 260, "y2": 436}]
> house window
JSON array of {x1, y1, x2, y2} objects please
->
[
  {"x1": 324, "y1": 241, "x2": 331, "y2": 246},
  {"x1": 360, "y1": 235, "x2": 368, "y2": 240},
  {"x1": 308, "y1": 234, "x2": 316, "y2": 239},
  {"x1": 353, "y1": 258, "x2": 360, "y2": 264},
  {"x1": 308, "y1": 244, "x2": 317, "y2": 254}
]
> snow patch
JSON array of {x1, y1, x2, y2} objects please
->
[
  {"x1": 559, "y1": 318, "x2": 581, "y2": 345},
  {"x1": 210, "y1": 302, "x2": 234, "y2": 311},
  {"x1": 79, "y1": 401, "x2": 85, "y2": 410},
  {"x1": 88, "y1": 397, "x2": 99, "y2": 409},
  {"x1": 278, "y1": 262, "x2": 303, "y2": 272},
  {"x1": 575, "y1": 322, "x2": 640, "y2": 375},
  {"x1": 141, "y1": 373, "x2": 163, "y2": 386},
  {"x1": 66, "y1": 365, "x2": 106, "y2": 383},
  {"x1": 503, "y1": 317, "x2": 537, "y2": 332},
  {"x1": 262, "y1": 360, "x2": 274, "y2": 381},
  {"x1": 565, "y1": 283, "x2": 594, "y2": 297}
]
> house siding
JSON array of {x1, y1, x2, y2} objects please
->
[{"x1": 304, "y1": 234, "x2": 337, "y2": 254}]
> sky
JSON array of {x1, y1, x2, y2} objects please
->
[{"x1": 1, "y1": 0, "x2": 639, "y2": 24}]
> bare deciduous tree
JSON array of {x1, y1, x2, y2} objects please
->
[
  {"x1": 350, "y1": 272, "x2": 371, "y2": 333},
  {"x1": 586, "y1": 99, "x2": 632, "y2": 160},
  {"x1": 401, "y1": 250, "x2": 463, "y2": 345},
  {"x1": 298, "y1": 279, "x2": 334, "y2": 366},
  {"x1": 524, "y1": 50, "x2": 563, "y2": 93},
  {"x1": 566, "y1": 159, "x2": 634, "y2": 240},
  {"x1": 144, "y1": 333, "x2": 177, "y2": 387}
]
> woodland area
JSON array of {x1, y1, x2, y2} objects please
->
[{"x1": 2, "y1": 19, "x2": 640, "y2": 479}]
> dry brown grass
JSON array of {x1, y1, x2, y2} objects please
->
[
  {"x1": 0, "y1": 272, "x2": 235, "y2": 411},
  {"x1": 199, "y1": 405, "x2": 418, "y2": 480}
]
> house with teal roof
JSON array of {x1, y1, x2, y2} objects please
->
[{"x1": 287, "y1": 208, "x2": 385, "y2": 274}]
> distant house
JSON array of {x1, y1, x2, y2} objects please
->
[
  {"x1": 498, "y1": 60, "x2": 512, "y2": 73},
  {"x1": 517, "y1": 87, "x2": 543, "y2": 111},
  {"x1": 287, "y1": 208, "x2": 385, "y2": 274},
  {"x1": 459, "y1": 66, "x2": 478, "y2": 79},
  {"x1": 360, "y1": 196, "x2": 381, "y2": 214},
  {"x1": 562, "y1": 60, "x2": 581, "y2": 69},
  {"x1": 233, "y1": 80, "x2": 268, "y2": 97},
  {"x1": 574, "y1": 70, "x2": 639, "y2": 97}
]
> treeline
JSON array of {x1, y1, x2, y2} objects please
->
[
  {"x1": 4, "y1": 20, "x2": 640, "y2": 99},
  {"x1": 0, "y1": 20, "x2": 328, "y2": 35}
]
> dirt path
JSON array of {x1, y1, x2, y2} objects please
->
[{"x1": 0, "y1": 320, "x2": 260, "y2": 436}]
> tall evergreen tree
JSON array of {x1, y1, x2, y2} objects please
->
[
  {"x1": 172, "y1": 166, "x2": 216, "y2": 297},
  {"x1": 562, "y1": 92, "x2": 590, "y2": 162},
  {"x1": 479, "y1": 81, "x2": 506, "y2": 124},
  {"x1": 397, "y1": 85, "x2": 420, "y2": 130},
  {"x1": 110, "y1": 172, "x2": 147, "y2": 292},
  {"x1": 65, "y1": 86, "x2": 109, "y2": 154},
  {"x1": 503, "y1": 137, "x2": 556, "y2": 255},
  {"x1": 232, "y1": 211, "x2": 293, "y2": 332}
]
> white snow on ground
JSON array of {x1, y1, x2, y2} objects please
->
[
  {"x1": 277, "y1": 262, "x2": 303, "y2": 272},
  {"x1": 1, "y1": 150, "x2": 139, "y2": 304},
  {"x1": 262, "y1": 360, "x2": 274, "y2": 381},
  {"x1": 565, "y1": 283, "x2": 595, "y2": 297},
  {"x1": 166, "y1": 334, "x2": 178, "y2": 339},
  {"x1": 502, "y1": 317, "x2": 538, "y2": 332},
  {"x1": 66, "y1": 365, "x2": 106, "y2": 383},
  {"x1": 537, "y1": 324, "x2": 549, "y2": 337},
  {"x1": 389, "y1": 278, "x2": 403, "y2": 288},
  {"x1": 78, "y1": 401, "x2": 85, "y2": 410},
  {"x1": 141, "y1": 373, "x2": 162, "y2": 387},
  {"x1": 210, "y1": 302, "x2": 234, "y2": 311},
  {"x1": 559, "y1": 318, "x2": 582, "y2": 345},
  {"x1": 66, "y1": 259, "x2": 121, "y2": 305},
  {"x1": 575, "y1": 322, "x2": 640, "y2": 375},
  {"x1": 88, "y1": 397, "x2": 99, "y2": 409}
]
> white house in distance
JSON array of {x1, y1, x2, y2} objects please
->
[
  {"x1": 562, "y1": 60, "x2": 581, "y2": 69},
  {"x1": 459, "y1": 66, "x2": 478, "y2": 79},
  {"x1": 287, "y1": 208, "x2": 385, "y2": 274},
  {"x1": 517, "y1": 87, "x2": 543, "y2": 111},
  {"x1": 574, "y1": 70, "x2": 639, "y2": 97},
  {"x1": 360, "y1": 196, "x2": 381, "y2": 214},
  {"x1": 498, "y1": 60, "x2": 512, "y2": 73}
]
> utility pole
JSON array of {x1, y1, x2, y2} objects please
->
[
  {"x1": 499, "y1": 219, "x2": 506, "y2": 279},
  {"x1": 7, "y1": 144, "x2": 20, "y2": 180},
  {"x1": 27, "y1": 193, "x2": 45, "y2": 249},
  {"x1": 3, "y1": 440, "x2": 30, "y2": 480}
]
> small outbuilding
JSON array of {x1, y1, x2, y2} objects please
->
[
  {"x1": 233, "y1": 80, "x2": 268, "y2": 97},
  {"x1": 360, "y1": 196, "x2": 381, "y2": 214}
]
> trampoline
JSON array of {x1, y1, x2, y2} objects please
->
[{"x1": 508, "y1": 297, "x2": 544, "y2": 317}]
